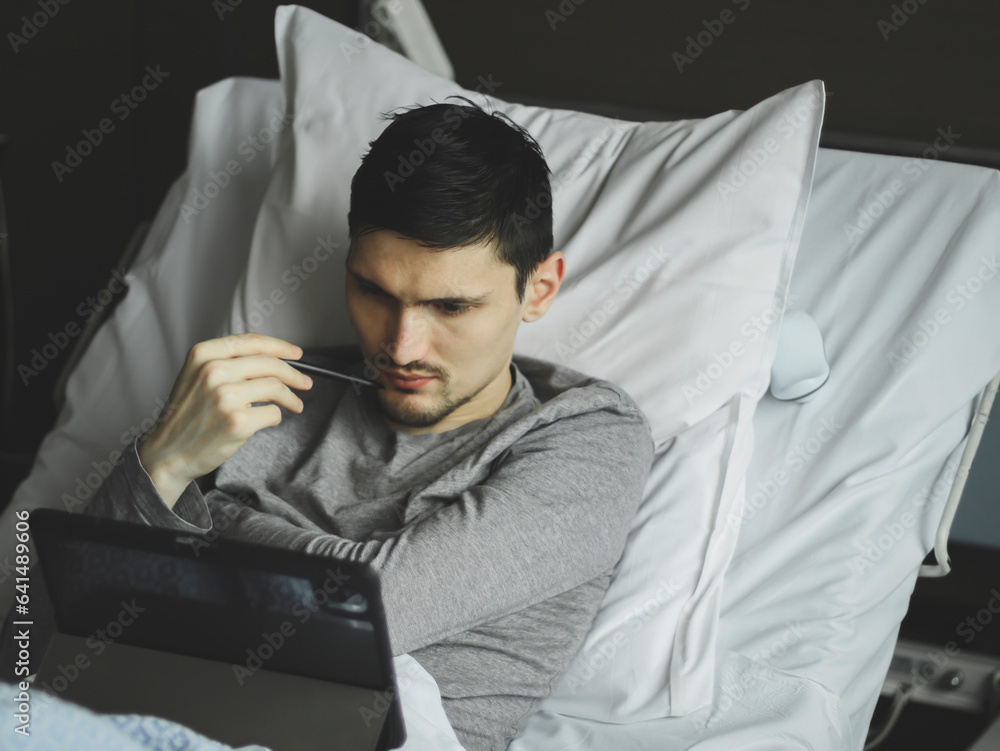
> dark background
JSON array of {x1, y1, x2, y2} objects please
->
[{"x1": 1, "y1": 2, "x2": 999, "y2": 747}]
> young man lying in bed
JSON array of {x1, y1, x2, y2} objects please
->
[{"x1": 83, "y1": 100, "x2": 655, "y2": 751}]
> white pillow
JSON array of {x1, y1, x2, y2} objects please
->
[{"x1": 226, "y1": 4, "x2": 824, "y2": 721}]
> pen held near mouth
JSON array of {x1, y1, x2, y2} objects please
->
[{"x1": 281, "y1": 359, "x2": 385, "y2": 389}]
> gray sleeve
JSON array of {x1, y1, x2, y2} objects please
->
[
  {"x1": 201, "y1": 388, "x2": 656, "y2": 657},
  {"x1": 83, "y1": 437, "x2": 213, "y2": 533}
]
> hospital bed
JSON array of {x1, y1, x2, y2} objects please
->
[{"x1": 2, "y1": 4, "x2": 999, "y2": 750}]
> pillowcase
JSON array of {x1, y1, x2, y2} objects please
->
[{"x1": 225, "y1": 3, "x2": 824, "y2": 721}]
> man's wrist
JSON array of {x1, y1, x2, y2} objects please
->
[{"x1": 137, "y1": 439, "x2": 190, "y2": 510}]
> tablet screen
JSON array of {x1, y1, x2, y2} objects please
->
[
  {"x1": 30, "y1": 508, "x2": 406, "y2": 750},
  {"x1": 32, "y1": 510, "x2": 392, "y2": 692}
]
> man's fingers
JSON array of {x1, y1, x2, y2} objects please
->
[
  {"x1": 225, "y1": 401, "x2": 291, "y2": 443},
  {"x1": 213, "y1": 377, "x2": 305, "y2": 420},
  {"x1": 186, "y1": 333, "x2": 303, "y2": 370},
  {"x1": 199, "y1": 354, "x2": 313, "y2": 392},
  {"x1": 252, "y1": 403, "x2": 285, "y2": 431},
  {"x1": 136, "y1": 335, "x2": 306, "y2": 502}
]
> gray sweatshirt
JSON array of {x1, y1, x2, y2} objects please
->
[{"x1": 83, "y1": 351, "x2": 655, "y2": 750}]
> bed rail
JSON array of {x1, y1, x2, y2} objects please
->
[{"x1": 920, "y1": 370, "x2": 1000, "y2": 577}]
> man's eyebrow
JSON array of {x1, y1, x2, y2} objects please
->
[{"x1": 345, "y1": 267, "x2": 493, "y2": 304}]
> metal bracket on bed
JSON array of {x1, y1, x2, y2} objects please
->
[
  {"x1": 919, "y1": 370, "x2": 1000, "y2": 578},
  {"x1": 881, "y1": 639, "x2": 1000, "y2": 715},
  {"x1": 870, "y1": 638, "x2": 1000, "y2": 749}
]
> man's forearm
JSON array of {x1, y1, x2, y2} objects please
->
[
  {"x1": 211, "y1": 489, "x2": 618, "y2": 660},
  {"x1": 84, "y1": 437, "x2": 212, "y2": 533}
]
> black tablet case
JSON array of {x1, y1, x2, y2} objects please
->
[{"x1": 29, "y1": 508, "x2": 406, "y2": 751}]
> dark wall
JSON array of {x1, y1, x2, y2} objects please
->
[
  {"x1": 424, "y1": 0, "x2": 1000, "y2": 148},
  {"x1": 1, "y1": 0, "x2": 998, "y2": 507}
]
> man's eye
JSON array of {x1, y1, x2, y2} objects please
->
[
  {"x1": 361, "y1": 287, "x2": 471, "y2": 317},
  {"x1": 434, "y1": 301, "x2": 472, "y2": 317}
]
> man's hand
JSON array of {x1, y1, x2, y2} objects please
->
[{"x1": 137, "y1": 333, "x2": 313, "y2": 508}]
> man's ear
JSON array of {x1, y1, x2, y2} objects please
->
[{"x1": 522, "y1": 251, "x2": 564, "y2": 322}]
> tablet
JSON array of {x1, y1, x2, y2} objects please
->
[{"x1": 29, "y1": 507, "x2": 406, "y2": 751}]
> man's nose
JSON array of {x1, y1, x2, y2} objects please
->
[{"x1": 384, "y1": 306, "x2": 430, "y2": 366}]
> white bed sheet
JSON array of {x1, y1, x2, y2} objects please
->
[{"x1": 512, "y1": 147, "x2": 1000, "y2": 749}]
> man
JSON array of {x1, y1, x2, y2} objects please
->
[{"x1": 83, "y1": 99, "x2": 655, "y2": 750}]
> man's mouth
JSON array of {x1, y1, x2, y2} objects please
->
[{"x1": 384, "y1": 371, "x2": 437, "y2": 389}]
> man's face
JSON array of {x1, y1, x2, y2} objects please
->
[{"x1": 345, "y1": 230, "x2": 562, "y2": 435}]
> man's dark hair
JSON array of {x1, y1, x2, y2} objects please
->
[{"x1": 348, "y1": 96, "x2": 553, "y2": 304}]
